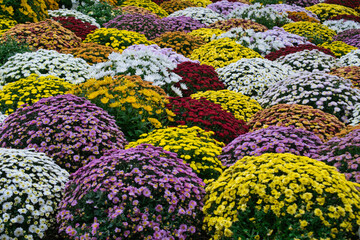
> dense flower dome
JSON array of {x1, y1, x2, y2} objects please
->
[
  {"x1": 0, "y1": 94, "x2": 127, "y2": 172},
  {"x1": 57, "y1": 144, "x2": 206, "y2": 239}
]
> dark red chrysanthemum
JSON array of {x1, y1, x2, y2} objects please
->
[{"x1": 166, "y1": 97, "x2": 249, "y2": 144}]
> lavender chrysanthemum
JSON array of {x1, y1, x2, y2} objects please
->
[
  {"x1": 317, "y1": 129, "x2": 360, "y2": 184},
  {"x1": 219, "y1": 126, "x2": 323, "y2": 167},
  {"x1": 57, "y1": 144, "x2": 206, "y2": 239},
  {"x1": 161, "y1": 16, "x2": 207, "y2": 32},
  {"x1": 0, "y1": 94, "x2": 127, "y2": 172}
]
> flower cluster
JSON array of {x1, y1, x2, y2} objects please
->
[
  {"x1": 166, "y1": 97, "x2": 249, "y2": 144},
  {"x1": 3, "y1": 19, "x2": 81, "y2": 51},
  {"x1": 168, "y1": 7, "x2": 224, "y2": 25},
  {"x1": 125, "y1": 44, "x2": 197, "y2": 65},
  {"x1": 0, "y1": 49, "x2": 91, "y2": 86},
  {"x1": 324, "y1": 0, "x2": 360, "y2": 9},
  {"x1": 160, "y1": 0, "x2": 195, "y2": 15},
  {"x1": 282, "y1": 21, "x2": 336, "y2": 45},
  {"x1": 0, "y1": 74, "x2": 73, "y2": 114},
  {"x1": 336, "y1": 124, "x2": 360, "y2": 137},
  {"x1": 305, "y1": 3, "x2": 360, "y2": 22},
  {"x1": 349, "y1": 103, "x2": 360, "y2": 126},
  {"x1": 0, "y1": 148, "x2": 69, "y2": 239},
  {"x1": 120, "y1": 0, "x2": 169, "y2": 18},
  {"x1": 286, "y1": 11, "x2": 321, "y2": 23},
  {"x1": 329, "y1": 66, "x2": 360, "y2": 89},
  {"x1": 90, "y1": 49, "x2": 184, "y2": 96},
  {"x1": 275, "y1": 49, "x2": 338, "y2": 72},
  {"x1": 0, "y1": 94, "x2": 127, "y2": 172},
  {"x1": 127, "y1": 125, "x2": 224, "y2": 180},
  {"x1": 322, "y1": 19, "x2": 360, "y2": 33},
  {"x1": 333, "y1": 29, "x2": 360, "y2": 48},
  {"x1": 172, "y1": 61, "x2": 225, "y2": 97},
  {"x1": 154, "y1": 31, "x2": 206, "y2": 57},
  {"x1": 219, "y1": 126, "x2": 322, "y2": 167},
  {"x1": 187, "y1": 0, "x2": 213, "y2": 7},
  {"x1": 103, "y1": 14, "x2": 169, "y2": 40},
  {"x1": 190, "y1": 38, "x2": 263, "y2": 69},
  {"x1": 120, "y1": 5, "x2": 160, "y2": 18},
  {"x1": 216, "y1": 26, "x2": 311, "y2": 56},
  {"x1": 188, "y1": 28, "x2": 224, "y2": 42},
  {"x1": 83, "y1": 28, "x2": 153, "y2": 52},
  {"x1": 203, "y1": 153, "x2": 360, "y2": 239},
  {"x1": 206, "y1": 0, "x2": 248, "y2": 16},
  {"x1": 0, "y1": 15, "x2": 17, "y2": 32},
  {"x1": 0, "y1": 0, "x2": 48, "y2": 23},
  {"x1": 162, "y1": 16, "x2": 207, "y2": 32},
  {"x1": 57, "y1": 144, "x2": 206, "y2": 239},
  {"x1": 216, "y1": 58, "x2": 294, "y2": 100},
  {"x1": 268, "y1": 3, "x2": 320, "y2": 20},
  {"x1": 68, "y1": 75, "x2": 174, "y2": 141},
  {"x1": 226, "y1": 3, "x2": 293, "y2": 29},
  {"x1": 191, "y1": 89, "x2": 262, "y2": 122},
  {"x1": 77, "y1": 1, "x2": 123, "y2": 27},
  {"x1": 60, "y1": 43, "x2": 118, "y2": 65},
  {"x1": 317, "y1": 129, "x2": 360, "y2": 184},
  {"x1": 249, "y1": 104, "x2": 345, "y2": 141},
  {"x1": 49, "y1": 9, "x2": 100, "y2": 28},
  {"x1": 52, "y1": 16, "x2": 98, "y2": 40},
  {"x1": 284, "y1": 0, "x2": 320, "y2": 7},
  {"x1": 264, "y1": 43, "x2": 336, "y2": 60},
  {"x1": 208, "y1": 18, "x2": 268, "y2": 31},
  {"x1": 260, "y1": 71, "x2": 360, "y2": 123},
  {"x1": 319, "y1": 41, "x2": 358, "y2": 58},
  {"x1": 338, "y1": 49, "x2": 360, "y2": 67}
]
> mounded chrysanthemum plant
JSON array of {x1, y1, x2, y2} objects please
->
[
  {"x1": 0, "y1": 74, "x2": 74, "y2": 114},
  {"x1": 57, "y1": 144, "x2": 206, "y2": 239},
  {"x1": 0, "y1": 94, "x2": 128, "y2": 173},
  {"x1": 127, "y1": 125, "x2": 225, "y2": 181},
  {"x1": 249, "y1": 104, "x2": 345, "y2": 142},
  {"x1": 0, "y1": 148, "x2": 69, "y2": 239},
  {"x1": 68, "y1": 75, "x2": 174, "y2": 141},
  {"x1": 203, "y1": 153, "x2": 360, "y2": 239},
  {"x1": 219, "y1": 126, "x2": 322, "y2": 167}
]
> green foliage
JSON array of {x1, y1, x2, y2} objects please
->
[
  {"x1": 77, "y1": 1, "x2": 123, "y2": 27},
  {"x1": 0, "y1": 36, "x2": 33, "y2": 66}
]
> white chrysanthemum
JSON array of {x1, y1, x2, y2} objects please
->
[
  {"x1": 0, "y1": 49, "x2": 92, "y2": 86},
  {"x1": 338, "y1": 49, "x2": 360, "y2": 67},
  {"x1": 226, "y1": 3, "x2": 292, "y2": 28},
  {"x1": 48, "y1": 9, "x2": 100, "y2": 28},
  {"x1": 0, "y1": 148, "x2": 69, "y2": 239},
  {"x1": 259, "y1": 71, "x2": 360, "y2": 123},
  {"x1": 216, "y1": 58, "x2": 295, "y2": 100},
  {"x1": 168, "y1": 7, "x2": 224, "y2": 25},
  {"x1": 349, "y1": 103, "x2": 360, "y2": 126},
  {"x1": 275, "y1": 49, "x2": 339, "y2": 73},
  {"x1": 323, "y1": 19, "x2": 360, "y2": 33},
  {"x1": 215, "y1": 27, "x2": 310, "y2": 56},
  {"x1": 0, "y1": 113, "x2": 7, "y2": 125},
  {"x1": 90, "y1": 49, "x2": 184, "y2": 96}
]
